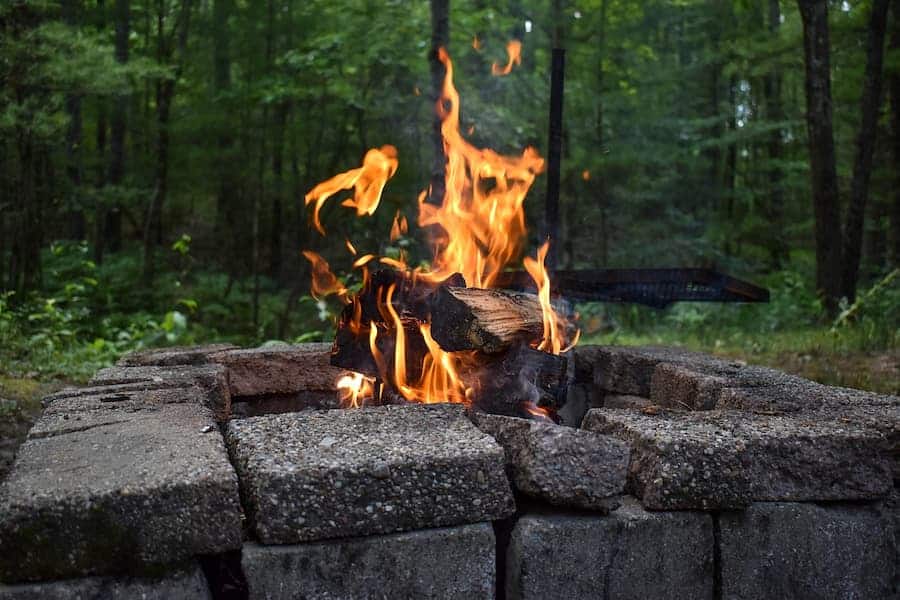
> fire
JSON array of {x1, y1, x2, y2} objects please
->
[
  {"x1": 418, "y1": 47, "x2": 544, "y2": 288},
  {"x1": 491, "y1": 40, "x2": 522, "y2": 76},
  {"x1": 308, "y1": 48, "x2": 577, "y2": 411},
  {"x1": 304, "y1": 144, "x2": 399, "y2": 234},
  {"x1": 523, "y1": 241, "x2": 579, "y2": 355},
  {"x1": 472, "y1": 35, "x2": 481, "y2": 51},
  {"x1": 337, "y1": 371, "x2": 375, "y2": 408},
  {"x1": 302, "y1": 250, "x2": 348, "y2": 303}
]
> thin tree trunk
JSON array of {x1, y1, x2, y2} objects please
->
[
  {"x1": 764, "y1": 0, "x2": 788, "y2": 268},
  {"x1": 427, "y1": 0, "x2": 449, "y2": 206},
  {"x1": 212, "y1": 0, "x2": 234, "y2": 266},
  {"x1": 107, "y1": 0, "x2": 129, "y2": 253},
  {"x1": 62, "y1": 0, "x2": 85, "y2": 241},
  {"x1": 143, "y1": 0, "x2": 192, "y2": 284},
  {"x1": 797, "y1": 0, "x2": 842, "y2": 316},
  {"x1": 839, "y1": 0, "x2": 890, "y2": 301},
  {"x1": 888, "y1": 5, "x2": 900, "y2": 268}
]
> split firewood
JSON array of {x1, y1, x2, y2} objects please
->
[{"x1": 429, "y1": 286, "x2": 547, "y2": 354}]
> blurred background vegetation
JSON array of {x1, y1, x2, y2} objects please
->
[{"x1": 0, "y1": 0, "x2": 898, "y2": 423}]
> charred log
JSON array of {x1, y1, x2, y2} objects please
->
[{"x1": 468, "y1": 345, "x2": 568, "y2": 419}]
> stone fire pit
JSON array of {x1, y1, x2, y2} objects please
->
[{"x1": 0, "y1": 343, "x2": 896, "y2": 599}]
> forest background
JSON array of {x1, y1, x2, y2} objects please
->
[{"x1": 1, "y1": 0, "x2": 898, "y2": 446}]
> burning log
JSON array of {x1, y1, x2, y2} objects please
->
[
  {"x1": 429, "y1": 286, "x2": 545, "y2": 354},
  {"x1": 470, "y1": 344, "x2": 568, "y2": 418}
]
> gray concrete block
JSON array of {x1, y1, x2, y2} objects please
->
[
  {"x1": 575, "y1": 345, "x2": 729, "y2": 396},
  {"x1": 117, "y1": 343, "x2": 238, "y2": 367},
  {"x1": 719, "y1": 502, "x2": 896, "y2": 600},
  {"x1": 0, "y1": 403, "x2": 242, "y2": 582},
  {"x1": 469, "y1": 411, "x2": 628, "y2": 510},
  {"x1": 225, "y1": 403, "x2": 514, "y2": 544},
  {"x1": 602, "y1": 394, "x2": 653, "y2": 410},
  {"x1": 582, "y1": 408, "x2": 891, "y2": 509},
  {"x1": 31, "y1": 384, "x2": 207, "y2": 439},
  {"x1": 89, "y1": 364, "x2": 231, "y2": 421},
  {"x1": 207, "y1": 343, "x2": 347, "y2": 398},
  {"x1": 506, "y1": 497, "x2": 714, "y2": 600},
  {"x1": 0, "y1": 563, "x2": 210, "y2": 599},
  {"x1": 242, "y1": 523, "x2": 495, "y2": 600}
]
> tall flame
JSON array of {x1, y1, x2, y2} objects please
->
[
  {"x1": 302, "y1": 250, "x2": 349, "y2": 303},
  {"x1": 304, "y1": 144, "x2": 399, "y2": 234},
  {"x1": 418, "y1": 47, "x2": 544, "y2": 288}
]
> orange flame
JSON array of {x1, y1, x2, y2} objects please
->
[
  {"x1": 390, "y1": 211, "x2": 408, "y2": 242},
  {"x1": 472, "y1": 35, "x2": 481, "y2": 51},
  {"x1": 302, "y1": 250, "x2": 349, "y2": 303},
  {"x1": 337, "y1": 371, "x2": 375, "y2": 408},
  {"x1": 304, "y1": 145, "x2": 399, "y2": 234},
  {"x1": 582, "y1": 169, "x2": 591, "y2": 181},
  {"x1": 523, "y1": 241, "x2": 580, "y2": 354},
  {"x1": 418, "y1": 47, "x2": 544, "y2": 288},
  {"x1": 491, "y1": 40, "x2": 522, "y2": 76}
]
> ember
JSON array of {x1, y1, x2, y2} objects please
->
[{"x1": 302, "y1": 46, "x2": 578, "y2": 418}]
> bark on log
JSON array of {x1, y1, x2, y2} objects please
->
[{"x1": 430, "y1": 286, "x2": 546, "y2": 354}]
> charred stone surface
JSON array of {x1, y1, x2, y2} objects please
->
[
  {"x1": 0, "y1": 403, "x2": 242, "y2": 583},
  {"x1": 472, "y1": 345, "x2": 568, "y2": 418},
  {"x1": 582, "y1": 408, "x2": 892, "y2": 510},
  {"x1": 719, "y1": 502, "x2": 896, "y2": 600},
  {"x1": 224, "y1": 403, "x2": 514, "y2": 544},
  {"x1": 506, "y1": 497, "x2": 714, "y2": 600},
  {"x1": 242, "y1": 523, "x2": 495, "y2": 600},
  {"x1": 468, "y1": 411, "x2": 628, "y2": 510},
  {"x1": 0, "y1": 563, "x2": 211, "y2": 600}
]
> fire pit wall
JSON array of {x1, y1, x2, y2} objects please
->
[{"x1": 0, "y1": 343, "x2": 896, "y2": 599}]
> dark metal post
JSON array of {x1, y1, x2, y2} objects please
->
[{"x1": 544, "y1": 48, "x2": 565, "y2": 269}]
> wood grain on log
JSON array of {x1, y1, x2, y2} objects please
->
[{"x1": 430, "y1": 286, "x2": 544, "y2": 354}]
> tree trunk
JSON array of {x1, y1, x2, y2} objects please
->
[
  {"x1": 839, "y1": 0, "x2": 890, "y2": 301},
  {"x1": 427, "y1": 0, "x2": 449, "y2": 206},
  {"x1": 107, "y1": 0, "x2": 129, "y2": 253},
  {"x1": 143, "y1": 0, "x2": 192, "y2": 284},
  {"x1": 764, "y1": 0, "x2": 788, "y2": 268},
  {"x1": 62, "y1": 0, "x2": 85, "y2": 241},
  {"x1": 797, "y1": 0, "x2": 842, "y2": 316},
  {"x1": 270, "y1": 102, "x2": 287, "y2": 280},
  {"x1": 889, "y1": 6, "x2": 900, "y2": 268}
]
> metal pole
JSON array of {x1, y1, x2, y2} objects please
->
[{"x1": 544, "y1": 47, "x2": 565, "y2": 270}]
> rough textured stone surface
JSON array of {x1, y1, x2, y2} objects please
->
[
  {"x1": 117, "y1": 343, "x2": 238, "y2": 367},
  {"x1": 468, "y1": 411, "x2": 628, "y2": 510},
  {"x1": 0, "y1": 563, "x2": 210, "y2": 599},
  {"x1": 225, "y1": 403, "x2": 514, "y2": 544},
  {"x1": 719, "y1": 502, "x2": 896, "y2": 600},
  {"x1": 602, "y1": 394, "x2": 653, "y2": 410},
  {"x1": 31, "y1": 384, "x2": 206, "y2": 439},
  {"x1": 208, "y1": 342, "x2": 347, "y2": 398},
  {"x1": 582, "y1": 408, "x2": 892, "y2": 509},
  {"x1": 574, "y1": 344, "x2": 726, "y2": 396},
  {"x1": 242, "y1": 523, "x2": 495, "y2": 600},
  {"x1": 506, "y1": 496, "x2": 714, "y2": 600},
  {"x1": 89, "y1": 364, "x2": 231, "y2": 421},
  {"x1": 0, "y1": 403, "x2": 242, "y2": 582}
]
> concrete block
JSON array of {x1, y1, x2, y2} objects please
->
[
  {"x1": 207, "y1": 343, "x2": 347, "y2": 399},
  {"x1": 0, "y1": 404, "x2": 242, "y2": 582},
  {"x1": 469, "y1": 411, "x2": 628, "y2": 510},
  {"x1": 0, "y1": 563, "x2": 210, "y2": 599},
  {"x1": 719, "y1": 502, "x2": 896, "y2": 600},
  {"x1": 506, "y1": 497, "x2": 714, "y2": 600},
  {"x1": 89, "y1": 364, "x2": 231, "y2": 421},
  {"x1": 242, "y1": 523, "x2": 495, "y2": 600},
  {"x1": 583, "y1": 408, "x2": 891, "y2": 509},
  {"x1": 225, "y1": 403, "x2": 514, "y2": 544},
  {"x1": 117, "y1": 343, "x2": 238, "y2": 367}
]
